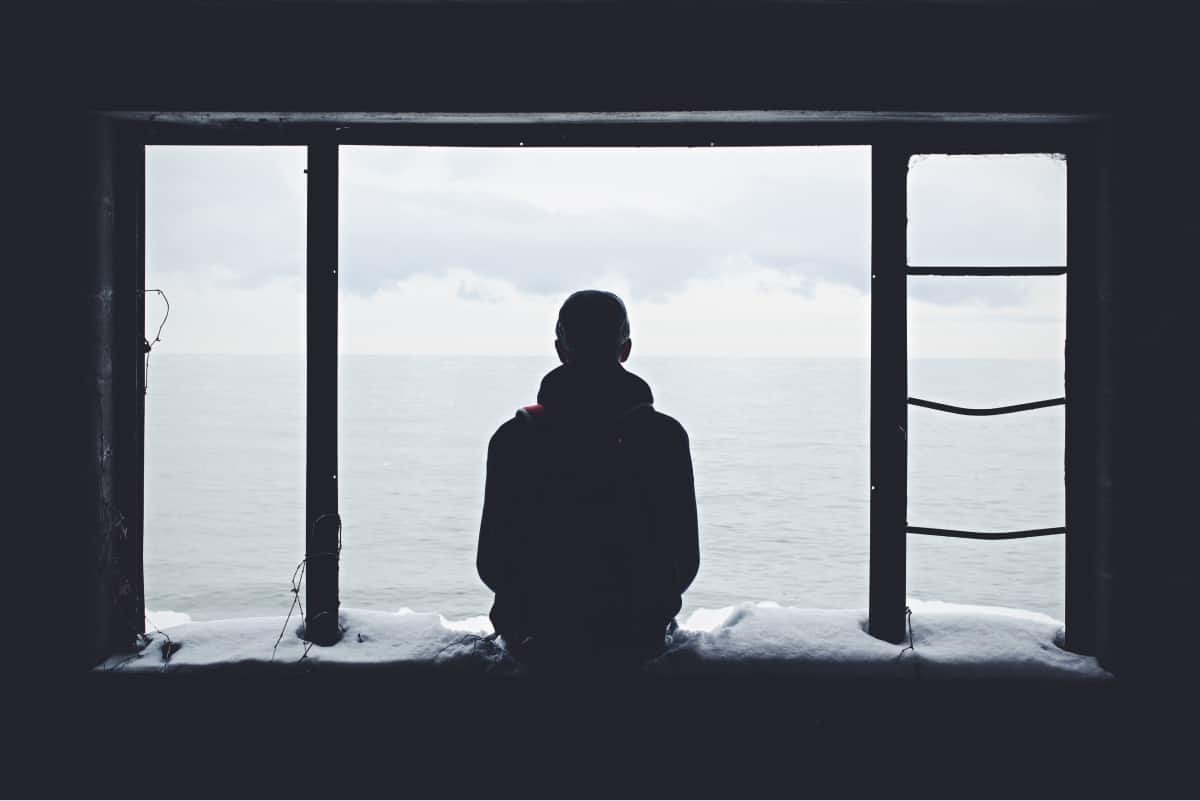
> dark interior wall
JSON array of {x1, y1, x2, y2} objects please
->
[
  {"x1": 1108, "y1": 112, "x2": 1198, "y2": 683},
  {"x1": 52, "y1": 1, "x2": 1118, "y2": 113},
  {"x1": 15, "y1": 1, "x2": 1197, "y2": 681}
]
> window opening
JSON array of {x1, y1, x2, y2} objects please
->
[
  {"x1": 336, "y1": 145, "x2": 872, "y2": 623},
  {"x1": 143, "y1": 146, "x2": 308, "y2": 624}
]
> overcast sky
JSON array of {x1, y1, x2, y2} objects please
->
[{"x1": 146, "y1": 146, "x2": 1066, "y2": 358}]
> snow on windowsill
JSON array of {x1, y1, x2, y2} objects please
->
[{"x1": 96, "y1": 600, "x2": 1111, "y2": 680}]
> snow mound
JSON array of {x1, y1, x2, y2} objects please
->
[
  {"x1": 96, "y1": 601, "x2": 1110, "y2": 680},
  {"x1": 144, "y1": 609, "x2": 192, "y2": 630},
  {"x1": 652, "y1": 600, "x2": 1109, "y2": 679},
  {"x1": 99, "y1": 608, "x2": 512, "y2": 675}
]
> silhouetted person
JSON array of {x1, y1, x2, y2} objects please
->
[{"x1": 477, "y1": 290, "x2": 699, "y2": 674}]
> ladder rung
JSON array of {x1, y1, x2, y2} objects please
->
[
  {"x1": 907, "y1": 266, "x2": 1067, "y2": 276},
  {"x1": 907, "y1": 525, "x2": 1066, "y2": 540},
  {"x1": 908, "y1": 397, "x2": 1065, "y2": 416}
]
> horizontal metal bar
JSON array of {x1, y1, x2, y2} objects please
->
[
  {"x1": 128, "y1": 127, "x2": 1097, "y2": 150},
  {"x1": 908, "y1": 397, "x2": 1065, "y2": 415},
  {"x1": 907, "y1": 266, "x2": 1067, "y2": 276},
  {"x1": 112, "y1": 110, "x2": 1104, "y2": 149},
  {"x1": 907, "y1": 525, "x2": 1066, "y2": 540},
  {"x1": 107, "y1": 110, "x2": 1105, "y2": 127}
]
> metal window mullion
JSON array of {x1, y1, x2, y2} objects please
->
[
  {"x1": 869, "y1": 145, "x2": 909, "y2": 644},
  {"x1": 305, "y1": 143, "x2": 341, "y2": 646},
  {"x1": 1065, "y1": 140, "x2": 1106, "y2": 657},
  {"x1": 113, "y1": 130, "x2": 147, "y2": 645}
]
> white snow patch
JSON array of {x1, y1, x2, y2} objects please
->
[
  {"x1": 679, "y1": 605, "x2": 738, "y2": 632},
  {"x1": 908, "y1": 598, "x2": 1060, "y2": 625},
  {"x1": 440, "y1": 614, "x2": 494, "y2": 634},
  {"x1": 401, "y1": 606, "x2": 494, "y2": 633},
  {"x1": 99, "y1": 608, "x2": 510, "y2": 674},
  {"x1": 145, "y1": 609, "x2": 192, "y2": 630},
  {"x1": 653, "y1": 599, "x2": 1108, "y2": 679},
  {"x1": 97, "y1": 601, "x2": 1110, "y2": 680}
]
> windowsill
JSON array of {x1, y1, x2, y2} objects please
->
[{"x1": 95, "y1": 601, "x2": 1110, "y2": 680}]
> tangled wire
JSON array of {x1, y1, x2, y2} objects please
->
[
  {"x1": 271, "y1": 513, "x2": 343, "y2": 663},
  {"x1": 895, "y1": 605, "x2": 921, "y2": 678},
  {"x1": 143, "y1": 288, "x2": 169, "y2": 393}
]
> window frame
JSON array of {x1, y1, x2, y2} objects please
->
[{"x1": 103, "y1": 111, "x2": 1111, "y2": 658}]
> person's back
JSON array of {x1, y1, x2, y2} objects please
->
[{"x1": 477, "y1": 291, "x2": 699, "y2": 673}]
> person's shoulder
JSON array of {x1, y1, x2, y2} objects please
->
[
  {"x1": 647, "y1": 408, "x2": 690, "y2": 444},
  {"x1": 488, "y1": 415, "x2": 528, "y2": 451}
]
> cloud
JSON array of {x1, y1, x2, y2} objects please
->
[
  {"x1": 145, "y1": 146, "x2": 1069, "y2": 351},
  {"x1": 149, "y1": 145, "x2": 875, "y2": 299},
  {"x1": 908, "y1": 153, "x2": 1066, "y2": 268},
  {"x1": 337, "y1": 146, "x2": 875, "y2": 301},
  {"x1": 455, "y1": 279, "x2": 505, "y2": 304},
  {"x1": 147, "y1": 146, "x2": 306, "y2": 289},
  {"x1": 147, "y1": 262, "x2": 1063, "y2": 359},
  {"x1": 908, "y1": 276, "x2": 1066, "y2": 359},
  {"x1": 142, "y1": 267, "x2": 306, "y2": 355}
]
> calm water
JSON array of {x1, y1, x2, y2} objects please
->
[{"x1": 144, "y1": 355, "x2": 1066, "y2": 623}]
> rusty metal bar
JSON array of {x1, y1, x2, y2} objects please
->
[
  {"x1": 305, "y1": 142, "x2": 341, "y2": 647},
  {"x1": 869, "y1": 144, "x2": 909, "y2": 644},
  {"x1": 907, "y1": 525, "x2": 1065, "y2": 540},
  {"x1": 908, "y1": 397, "x2": 1065, "y2": 416}
]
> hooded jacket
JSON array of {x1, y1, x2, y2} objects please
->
[{"x1": 477, "y1": 362, "x2": 699, "y2": 655}]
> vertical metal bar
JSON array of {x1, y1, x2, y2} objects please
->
[
  {"x1": 869, "y1": 145, "x2": 909, "y2": 643},
  {"x1": 113, "y1": 128, "x2": 146, "y2": 644},
  {"x1": 88, "y1": 115, "x2": 120, "y2": 662},
  {"x1": 1092, "y1": 129, "x2": 1114, "y2": 669},
  {"x1": 306, "y1": 143, "x2": 341, "y2": 646},
  {"x1": 1065, "y1": 139, "x2": 1103, "y2": 656}
]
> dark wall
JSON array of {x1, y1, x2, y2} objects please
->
[
  {"x1": 16, "y1": 1, "x2": 1197, "y2": 682},
  {"x1": 41, "y1": 1, "x2": 1121, "y2": 113},
  {"x1": 1108, "y1": 112, "x2": 1198, "y2": 683}
]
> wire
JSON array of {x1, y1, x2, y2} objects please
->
[
  {"x1": 432, "y1": 633, "x2": 490, "y2": 662},
  {"x1": 271, "y1": 512, "x2": 343, "y2": 663},
  {"x1": 104, "y1": 611, "x2": 180, "y2": 672},
  {"x1": 271, "y1": 558, "x2": 307, "y2": 662},
  {"x1": 145, "y1": 288, "x2": 170, "y2": 347},
  {"x1": 144, "y1": 612, "x2": 181, "y2": 672},
  {"x1": 895, "y1": 605, "x2": 921, "y2": 679},
  {"x1": 143, "y1": 288, "x2": 169, "y2": 394}
]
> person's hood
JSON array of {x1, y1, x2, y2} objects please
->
[{"x1": 536, "y1": 362, "x2": 653, "y2": 421}]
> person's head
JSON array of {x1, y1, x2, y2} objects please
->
[{"x1": 555, "y1": 290, "x2": 632, "y2": 366}]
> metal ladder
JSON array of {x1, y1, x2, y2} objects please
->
[{"x1": 869, "y1": 138, "x2": 1103, "y2": 655}]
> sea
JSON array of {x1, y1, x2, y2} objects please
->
[{"x1": 144, "y1": 354, "x2": 1067, "y2": 625}]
